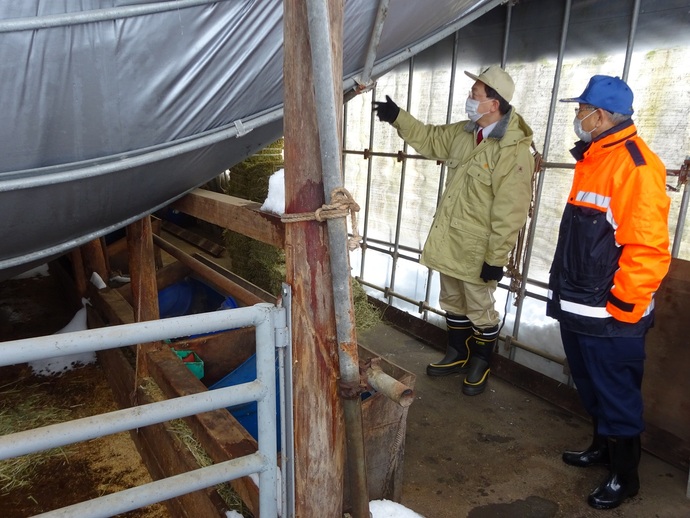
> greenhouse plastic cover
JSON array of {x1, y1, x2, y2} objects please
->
[{"x1": 0, "y1": 0, "x2": 498, "y2": 278}]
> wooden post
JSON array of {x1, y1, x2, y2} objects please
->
[
  {"x1": 126, "y1": 216, "x2": 161, "y2": 379},
  {"x1": 284, "y1": 0, "x2": 345, "y2": 515},
  {"x1": 81, "y1": 238, "x2": 109, "y2": 284},
  {"x1": 70, "y1": 248, "x2": 88, "y2": 297}
]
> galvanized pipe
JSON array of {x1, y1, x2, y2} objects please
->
[
  {"x1": 0, "y1": 304, "x2": 269, "y2": 367},
  {"x1": 305, "y1": 1, "x2": 370, "y2": 516},
  {"x1": 342, "y1": 0, "x2": 504, "y2": 92},
  {"x1": 0, "y1": 0, "x2": 229, "y2": 33},
  {"x1": 672, "y1": 159, "x2": 690, "y2": 258},
  {"x1": 0, "y1": 106, "x2": 283, "y2": 192},
  {"x1": 622, "y1": 0, "x2": 642, "y2": 81},
  {"x1": 355, "y1": 0, "x2": 391, "y2": 90},
  {"x1": 0, "y1": 381, "x2": 264, "y2": 460},
  {"x1": 387, "y1": 57, "x2": 416, "y2": 306},
  {"x1": 366, "y1": 363, "x2": 414, "y2": 407},
  {"x1": 510, "y1": 0, "x2": 572, "y2": 343}
]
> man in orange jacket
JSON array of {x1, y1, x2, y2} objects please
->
[{"x1": 547, "y1": 75, "x2": 671, "y2": 510}]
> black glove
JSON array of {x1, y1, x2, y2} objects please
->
[
  {"x1": 373, "y1": 95, "x2": 400, "y2": 124},
  {"x1": 480, "y1": 262, "x2": 504, "y2": 283}
]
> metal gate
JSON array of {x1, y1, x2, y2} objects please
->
[{"x1": 0, "y1": 297, "x2": 292, "y2": 517}]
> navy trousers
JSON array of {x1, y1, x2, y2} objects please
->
[{"x1": 560, "y1": 327, "x2": 645, "y2": 437}]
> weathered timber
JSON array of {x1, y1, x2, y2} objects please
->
[
  {"x1": 284, "y1": 0, "x2": 346, "y2": 515},
  {"x1": 171, "y1": 189, "x2": 284, "y2": 249},
  {"x1": 192, "y1": 253, "x2": 277, "y2": 305},
  {"x1": 80, "y1": 238, "x2": 109, "y2": 282},
  {"x1": 115, "y1": 260, "x2": 191, "y2": 305},
  {"x1": 152, "y1": 234, "x2": 265, "y2": 307},
  {"x1": 165, "y1": 327, "x2": 256, "y2": 387},
  {"x1": 146, "y1": 348, "x2": 260, "y2": 514},
  {"x1": 162, "y1": 220, "x2": 225, "y2": 257},
  {"x1": 127, "y1": 216, "x2": 163, "y2": 378},
  {"x1": 69, "y1": 248, "x2": 88, "y2": 298}
]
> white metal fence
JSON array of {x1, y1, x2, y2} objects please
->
[{"x1": 0, "y1": 301, "x2": 289, "y2": 517}]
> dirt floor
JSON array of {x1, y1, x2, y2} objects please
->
[{"x1": 0, "y1": 272, "x2": 169, "y2": 518}]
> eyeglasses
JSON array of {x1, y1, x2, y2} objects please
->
[{"x1": 574, "y1": 106, "x2": 597, "y2": 115}]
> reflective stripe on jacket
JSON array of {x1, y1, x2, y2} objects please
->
[
  {"x1": 546, "y1": 120, "x2": 671, "y2": 337},
  {"x1": 392, "y1": 107, "x2": 534, "y2": 282}
]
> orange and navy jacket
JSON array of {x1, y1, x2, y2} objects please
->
[{"x1": 547, "y1": 119, "x2": 671, "y2": 337}]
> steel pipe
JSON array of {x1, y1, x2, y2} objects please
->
[
  {"x1": 366, "y1": 362, "x2": 414, "y2": 407},
  {"x1": 305, "y1": 1, "x2": 370, "y2": 515}
]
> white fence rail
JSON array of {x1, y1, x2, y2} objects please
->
[{"x1": 0, "y1": 302, "x2": 287, "y2": 517}]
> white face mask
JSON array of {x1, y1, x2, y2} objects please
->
[
  {"x1": 465, "y1": 97, "x2": 492, "y2": 122},
  {"x1": 573, "y1": 110, "x2": 597, "y2": 142}
]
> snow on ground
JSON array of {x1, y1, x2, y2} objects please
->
[
  {"x1": 27, "y1": 296, "x2": 97, "y2": 376},
  {"x1": 225, "y1": 500, "x2": 426, "y2": 518}
]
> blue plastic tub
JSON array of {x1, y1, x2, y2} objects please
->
[{"x1": 209, "y1": 353, "x2": 281, "y2": 451}]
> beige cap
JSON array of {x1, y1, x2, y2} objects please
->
[{"x1": 464, "y1": 65, "x2": 515, "y2": 103}]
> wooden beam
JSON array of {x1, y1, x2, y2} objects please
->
[
  {"x1": 146, "y1": 348, "x2": 260, "y2": 515},
  {"x1": 171, "y1": 189, "x2": 285, "y2": 249},
  {"x1": 152, "y1": 234, "x2": 265, "y2": 307},
  {"x1": 162, "y1": 220, "x2": 225, "y2": 257},
  {"x1": 127, "y1": 216, "x2": 163, "y2": 378},
  {"x1": 81, "y1": 238, "x2": 109, "y2": 282},
  {"x1": 284, "y1": 0, "x2": 345, "y2": 515}
]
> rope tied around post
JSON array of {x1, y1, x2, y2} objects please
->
[{"x1": 281, "y1": 187, "x2": 362, "y2": 251}]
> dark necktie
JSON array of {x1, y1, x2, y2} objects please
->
[{"x1": 477, "y1": 128, "x2": 484, "y2": 145}]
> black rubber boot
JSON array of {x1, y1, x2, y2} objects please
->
[
  {"x1": 461, "y1": 324, "x2": 498, "y2": 396},
  {"x1": 427, "y1": 314, "x2": 472, "y2": 376},
  {"x1": 588, "y1": 436, "x2": 641, "y2": 510},
  {"x1": 562, "y1": 419, "x2": 610, "y2": 467}
]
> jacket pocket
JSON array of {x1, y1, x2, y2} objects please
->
[
  {"x1": 447, "y1": 218, "x2": 490, "y2": 276},
  {"x1": 465, "y1": 164, "x2": 492, "y2": 186}
]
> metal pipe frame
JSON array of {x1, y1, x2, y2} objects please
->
[
  {"x1": 342, "y1": 0, "x2": 505, "y2": 93},
  {"x1": 386, "y1": 57, "x2": 416, "y2": 306},
  {"x1": 355, "y1": 0, "x2": 392, "y2": 91},
  {"x1": 0, "y1": 302, "x2": 281, "y2": 517},
  {"x1": 509, "y1": 0, "x2": 572, "y2": 344},
  {"x1": 0, "y1": 0, "x2": 230, "y2": 33},
  {"x1": 304, "y1": 1, "x2": 370, "y2": 516}
]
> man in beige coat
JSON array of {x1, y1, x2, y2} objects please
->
[{"x1": 374, "y1": 65, "x2": 534, "y2": 395}]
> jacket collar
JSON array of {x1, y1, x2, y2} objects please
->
[
  {"x1": 464, "y1": 107, "x2": 512, "y2": 139},
  {"x1": 569, "y1": 119, "x2": 636, "y2": 161}
]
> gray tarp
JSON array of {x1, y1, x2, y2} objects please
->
[{"x1": 0, "y1": 0, "x2": 499, "y2": 278}]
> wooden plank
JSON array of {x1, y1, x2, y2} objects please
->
[
  {"x1": 162, "y1": 220, "x2": 226, "y2": 257},
  {"x1": 192, "y1": 253, "x2": 277, "y2": 305},
  {"x1": 284, "y1": 0, "x2": 345, "y2": 515},
  {"x1": 81, "y1": 238, "x2": 109, "y2": 282},
  {"x1": 171, "y1": 189, "x2": 285, "y2": 249},
  {"x1": 116, "y1": 260, "x2": 191, "y2": 305},
  {"x1": 643, "y1": 258, "x2": 690, "y2": 469},
  {"x1": 127, "y1": 216, "x2": 163, "y2": 378},
  {"x1": 153, "y1": 235, "x2": 265, "y2": 307},
  {"x1": 146, "y1": 348, "x2": 260, "y2": 515},
  {"x1": 167, "y1": 327, "x2": 256, "y2": 387}
]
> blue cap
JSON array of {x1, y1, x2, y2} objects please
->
[{"x1": 560, "y1": 75, "x2": 634, "y2": 115}]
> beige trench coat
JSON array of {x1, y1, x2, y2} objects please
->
[{"x1": 393, "y1": 107, "x2": 535, "y2": 283}]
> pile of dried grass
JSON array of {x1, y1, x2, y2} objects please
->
[{"x1": 0, "y1": 386, "x2": 70, "y2": 494}]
